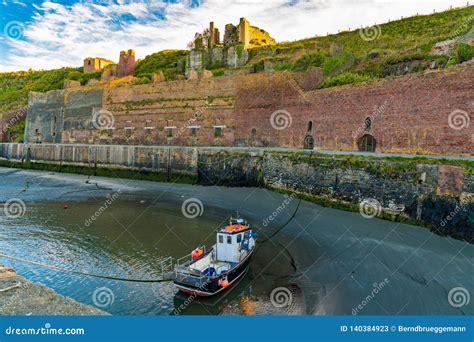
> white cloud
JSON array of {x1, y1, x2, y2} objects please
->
[{"x1": 0, "y1": 0, "x2": 469, "y2": 71}]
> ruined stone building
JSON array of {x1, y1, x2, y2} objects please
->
[
  {"x1": 117, "y1": 50, "x2": 136, "y2": 77},
  {"x1": 83, "y1": 57, "x2": 115, "y2": 73},
  {"x1": 187, "y1": 18, "x2": 275, "y2": 73},
  {"x1": 83, "y1": 50, "x2": 136, "y2": 80},
  {"x1": 207, "y1": 18, "x2": 276, "y2": 49}
]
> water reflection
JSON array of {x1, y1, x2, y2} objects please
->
[{"x1": 0, "y1": 197, "x2": 286, "y2": 315}]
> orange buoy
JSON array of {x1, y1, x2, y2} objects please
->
[
  {"x1": 63, "y1": 204, "x2": 69, "y2": 209},
  {"x1": 191, "y1": 248, "x2": 203, "y2": 260},
  {"x1": 219, "y1": 278, "x2": 229, "y2": 288}
]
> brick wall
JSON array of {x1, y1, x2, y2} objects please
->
[
  {"x1": 233, "y1": 65, "x2": 473, "y2": 155},
  {"x1": 25, "y1": 63, "x2": 473, "y2": 155}
]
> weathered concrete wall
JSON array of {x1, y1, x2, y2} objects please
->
[
  {"x1": 1, "y1": 143, "x2": 472, "y2": 241},
  {"x1": 24, "y1": 90, "x2": 64, "y2": 144},
  {"x1": 0, "y1": 143, "x2": 197, "y2": 176},
  {"x1": 24, "y1": 87, "x2": 104, "y2": 145}
]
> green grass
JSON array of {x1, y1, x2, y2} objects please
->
[
  {"x1": 135, "y1": 50, "x2": 188, "y2": 81},
  {"x1": 318, "y1": 72, "x2": 374, "y2": 88},
  {"x1": 0, "y1": 67, "x2": 101, "y2": 113},
  {"x1": 250, "y1": 5, "x2": 473, "y2": 84},
  {"x1": 6, "y1": 117, "x2": 25, "y2": 142}
]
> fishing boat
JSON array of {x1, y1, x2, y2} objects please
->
[{"x1": 173, "y1": 217, "x2": 256, "y2": 297}]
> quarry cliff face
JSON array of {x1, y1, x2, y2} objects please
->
[{"x1": 24, "y1": 63, "x2": 473, "y2": 156}]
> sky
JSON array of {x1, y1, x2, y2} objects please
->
[{"x1": 0, "y1": 0, "x2": 470, "y2": 72}]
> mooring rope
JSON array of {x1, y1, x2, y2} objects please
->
[
  {"x1": 0, "y1": 253, "x2": 174, "y2": 283},
  {"x1": 0, "y1": 151, "x2": 314, "y2": 279},
  {"x1": 258, "y1": 151, "x2": 313, "y2": 243},
  {"x1": 257, "y1": 198, "x2": 302, "y2": 243}
]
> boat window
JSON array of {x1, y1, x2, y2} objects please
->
[
  {"x1": 227, "y1": 236, "x2": 232, "y2": 244},
  {"x1": 218, "y1": 235, "x2": 223, "y2": 243},
  {"x1": 237, "y1": 234, "x2": 242, "y2": 243}
]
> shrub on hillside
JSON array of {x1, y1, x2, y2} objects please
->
[
  {"x1": 457, "y1": 42, "x2": 474, "y2": 63},
  {"x1": 318, "y1": 72, "x2": 374, "y2": 88},
  {"x1": 292, "y1": 52, "x2": 325, "y2": 71},
  {"x1": 135, "y1": 50, "x2": 188, "y2": 80}
]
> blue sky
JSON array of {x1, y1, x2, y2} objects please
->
[{"x1": 0, "y1": 0, "x2": 469, "y2": 71}]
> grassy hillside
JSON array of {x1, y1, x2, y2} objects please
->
[
  {"x1": 0, "y1": 67, "x2": 101, "y2": 113},
  {"x1": 135, "y1": 49, "x2": 188, "y2": 81},
  {"x1": 246, "y1": 5, "x2": 474, "y2": 86}
]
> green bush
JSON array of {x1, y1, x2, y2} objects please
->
[
  {"x1": 208, "y1": 60, "x2": 224, "y2": 69},
  {"x1": 457, "y1": 42, "x2": 474, "y2": 63},
  {"x1": 318, "y1": 72, "x2": 374, "y2": 88},
  {"x1": 78, "y1": 71, "x2": 102, "y2": 85},
  {"x1": 6, "y1": 117, "x2": 25, "y2": 142},
  {"x1": 292, "y1": 52, "x2": 325, "y2": 71},
  {"x1": 0, "y1": 68, "x2": 83, "y2": 112},
  {"x1": 322, "y1": 52, "x2": 356, "y2": 76},
  {"x1": 135, "y1": 50, "x2": 188, "y2": 80},
  {"x1": 212, "y1": 69, "x2": 225, "y2": 77},
  {"x1": 134, "y1": 77, "x2": 151, "y2": 85}
]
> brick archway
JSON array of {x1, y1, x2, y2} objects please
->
[
  {"x1": 358, "y1": 134, "x2": 376, "y2": 152},
  {"x1": 304, "y1": 134, "x2": 315, "y2": 149}
]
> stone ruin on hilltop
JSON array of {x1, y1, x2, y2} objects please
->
[{"x1": 187, "y1": 18, "x2": 276, "y2": 77}]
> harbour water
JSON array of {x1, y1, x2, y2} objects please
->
[{"x1": 0, "y1": 167, "x2": 472, "y2": 315}]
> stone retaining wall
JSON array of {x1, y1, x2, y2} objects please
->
[{"x1": 0, "y1": 143, "x2": 472, "y2": 241}]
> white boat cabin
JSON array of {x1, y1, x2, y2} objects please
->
[{"x1": 187, "y1": 218, "x2": 255, "y2": 276}]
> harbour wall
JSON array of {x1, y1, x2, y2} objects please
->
[{"x1": 0, "y1": 143, "x2": 472, "y2": 241}]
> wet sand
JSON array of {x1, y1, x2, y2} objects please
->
[{"x1": 0, "y1": 167, "x2": 472, "y2": 315}]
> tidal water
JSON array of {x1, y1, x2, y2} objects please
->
[{"x1": 0, "y1": 167, "x2": 472, "y2": 315}]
